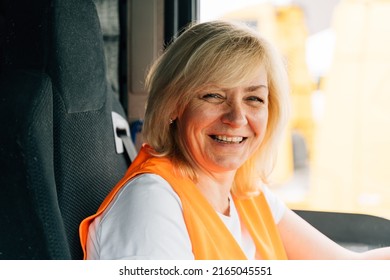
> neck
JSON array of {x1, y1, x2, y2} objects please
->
[{"x1": 194, "y1": 169, "x2": 235, "y2": 216}]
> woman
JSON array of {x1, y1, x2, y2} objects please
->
[{"x1": 79, "y1": 20, "x2": 390, "y2": 260}]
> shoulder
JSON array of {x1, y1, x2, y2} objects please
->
[
  {"x1": 100, "y1": 173, "x2": 184, "y2": 229},
  {"x1": 261, "y1": 185, "x2": 287, "y2": 224},
  {"x1": 98, "y1": 173, "x2": 183, "y2": 226},
  {"x1": 107, "y1": 173, "x2": 182, "y2": 211}
]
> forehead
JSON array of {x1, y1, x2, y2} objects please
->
[{"x1": 206, "y1": 64, "x2": 268, "y2": 89}]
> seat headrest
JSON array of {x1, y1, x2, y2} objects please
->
[
  {"x1": 48, "y1": 0, "x2": 107, "y2": 113},
  {"x1": 2, "y1": 0, "x2": 108, "y2": 113}
]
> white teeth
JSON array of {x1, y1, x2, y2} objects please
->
[{"x1": 214, "y1": 135, "x2": 244, "y2": 143}]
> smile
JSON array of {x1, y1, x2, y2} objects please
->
[{"x1": 210, "y1": 135, "x2": 247, "y2": 144}]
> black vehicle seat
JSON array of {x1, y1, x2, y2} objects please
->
[{"x1": 0, "y1": 0, "x2": 131, "y2": 259}]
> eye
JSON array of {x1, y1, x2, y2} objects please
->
[
  {"x1": 246, "y1": 96, "x2": 265, "y2": 104},
  {"x1": 201, "y1": 93, "x2": 225, "y2": 103}
]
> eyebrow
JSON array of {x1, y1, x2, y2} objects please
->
[
  {"x1": 245, "y1": 85, "x2": 268, "y2": 92},
  {"x1": 208, "y1": 84, "x2": 268, "y2": 93}
]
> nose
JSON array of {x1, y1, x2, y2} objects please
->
[{"x1": 221, "y1": 101, "x2": 248, "y2": 127}]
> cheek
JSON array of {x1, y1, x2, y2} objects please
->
[
  {"x1": 180, "y1": 104, "x2": 218, "y2": 131},
  {"x1": 178, "y1": 107, "x2": 207, "y2": 145},
  {"x1": 252, "y1": 109, "x2": 269, "y2": 137}
]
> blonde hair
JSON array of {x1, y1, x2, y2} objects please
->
[{"x1": 143, "y1": 20, "x2": 290, "y2": 197}]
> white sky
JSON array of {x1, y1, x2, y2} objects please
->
[{"x1": 200, "y1": 0, "x2": 293, "y2": 22}]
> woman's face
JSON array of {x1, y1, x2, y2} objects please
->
[{"x1": 177, "y1": 65, "x2": 269, "y2": 175}]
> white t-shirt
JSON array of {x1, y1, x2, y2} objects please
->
[{"x1": 86, "y1": 174, "x2": 286, "y2": 260}]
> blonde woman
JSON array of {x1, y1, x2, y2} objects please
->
[{"x1": 80, "y1": 20, "x2": 390, "y2": 260}]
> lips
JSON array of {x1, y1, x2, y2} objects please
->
[{"x1": 210, "y1": 135, "x2": 247, "y2": 144}]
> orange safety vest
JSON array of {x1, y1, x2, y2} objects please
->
[{"x1": 79, "y1": 145, "x2": 287, "y2": 260}]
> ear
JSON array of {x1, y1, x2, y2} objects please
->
[{"x1": 169, "y1": 110, "x2": 179, "y2": 121}]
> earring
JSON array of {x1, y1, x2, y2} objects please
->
[{"x1": 169, "y1": 118, "x2": 174, "y2": 124}]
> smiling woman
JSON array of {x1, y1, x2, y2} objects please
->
[
  {"x1": 79, "y1": 20, "x2": 390, "y2": 260},
  {"x1": 80, "y1": 20, "x2": 290, "y2": 260}
]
